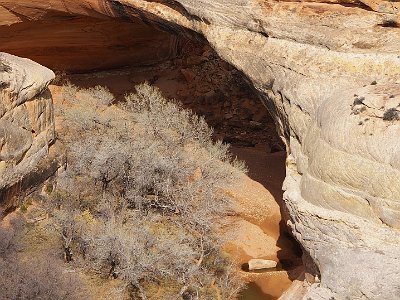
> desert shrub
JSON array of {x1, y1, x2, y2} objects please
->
[
  {"x1": 45, "y1": 82, "x2": 245, "y2": 299},
  {"x1": 85, "y1": 85, "x2": 115, "y2": 106},
  {"x1": 383, "y1": 107, "x2": 400, "y2": 121},
  {"x1": 123, "y1": 83, "x2": 212, "y2": 146},
  {"x1": 62, "y1": 83, "x2": 114, "y2": 106},
  {"x1": 52, "y1": 70, "x2": 69, "y2": 85},
  {"x1": 0, "y1": 216, "x2": 24, "y2": 256},
  {"x1": 61, "y1": 83, "x2": 80, "y2": 103},
  {"x1": 0, "y1": 255, "x2": 86, "y2": 300},
  {"x1": 60, "y1": 85, "x2": 116, "y2": 134},
  {"x1": 0, "y1": 215, "x2": 86, "y2": 300},
  {"x1": 63, "y1": 106, "x2": 102, "y2": 131}
]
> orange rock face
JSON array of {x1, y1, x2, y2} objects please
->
[{"x1": 0, "y1": 9, "x2": 178, "y2": 72}]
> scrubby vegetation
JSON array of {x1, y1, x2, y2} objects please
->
[
  {"x1": 0, "y1": 215, "x2": 87, "y2": 300},
  {"x1": 1, "y1": 83, "x2": 246, "y2": 299},
  {"x1": 383, "y1": 107, "x2": 400, "y2": 121}
]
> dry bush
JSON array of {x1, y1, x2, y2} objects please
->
[
  {"x1": 0, "y1": 216, "x2": 24, "y2": 256},
  {"x1": 44, "y1": 82, "x2": 245, "y2": 299},
  {"x1": 63, "y1": 106, "x2": 103, "y2": 131},
  {"x1": 85, "y1": 85, "x2": 115, "y2": 106},
  {"x1": 0, "y1": 215, "x2": 87, "y2": 300},
  {"x1": 383, "y1": 107, "x2": 400, "y2": 121},
  {"x1": 52, "y1": 70, "x2": 69, "y2": 86},
  {"x1": 62, "y1": 83, "x2": 115, "y2": 107},
  {"x1": 0, "y1": 255, "x2": 87, "y2": 300},
  {"x1": 123, "y1": 83, "x2": 212, "y2": 146},
  {"x1": 61, "y1": 82, "x2": 80, "y2": 103}
]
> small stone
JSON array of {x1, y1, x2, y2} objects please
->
[{"x1": 248, "y1": 259, "x2": 277, "y2": 271}]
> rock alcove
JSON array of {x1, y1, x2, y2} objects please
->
[
  {"x1": 0, "y1": 9, "x2": 303, "y2": 300},
  {"x1": 2, "y1": 1, "x2": 400, "y2": 299}
]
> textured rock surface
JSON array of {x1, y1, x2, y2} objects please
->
[
  {"x1": 1, "y1": 1, "x2": 400, "y2": 299},
  {"x1": 0, "y1": 52, "x2": 57, "y2": 212},
  {"x1": 0, "y1": 11, "x2": 180, "y2": 72}
]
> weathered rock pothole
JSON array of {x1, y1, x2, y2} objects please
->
[{"x1": 1, "y1": 12, "x2": 303, "y2": 299}]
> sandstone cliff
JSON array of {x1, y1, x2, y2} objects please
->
[
  {"x1": 0, "y1": 53, "x2": 59, "y2": 212},
  {"x1": 1, "y1": 1, "x2": 400, "y2": 299}
]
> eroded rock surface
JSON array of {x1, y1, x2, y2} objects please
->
[
  {"x1": 1, "y1": 1, "x2": 400, "y2": 299},
  {"x1": 0, "y1": 52, "x2": 58, "y2": 212},
  {"x1": 0, "y1": 11, "x2": 179, "y2": 72}
]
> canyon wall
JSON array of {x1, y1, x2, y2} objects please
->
[
  {"x1": 0, "y1": 9, "x2": 180, "y2": 72},
  {"x1": 1, "y1": 1, "x2": 400, "y2": 299},
  {"x1": 0, "y1": 52, "x2": 60, "y2": 212}
]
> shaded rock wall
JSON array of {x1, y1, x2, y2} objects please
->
[
  {"x1": 0, "y1": 53, "x2": 58, "y2": 212},
  {"x1": 1, "y1": 1, "x2": 400, "y2": 299},
  {"x1": 0, "y1": 12, "x2": 179, "y2": 72}
]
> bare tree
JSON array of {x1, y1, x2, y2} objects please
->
[
  {"x1": 0, "y1": 214, "x2": 87, "y2": 299},
  {"x1": 44, "y1": 82, "x2": 245, "y2": 299}
]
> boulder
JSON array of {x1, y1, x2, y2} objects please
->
[
  {"x1": 0, "y1": 53, "x2": 59, "y2": 212},
  {"x1": 248, "y1": 259, "x2": 277, "y2": 271}
]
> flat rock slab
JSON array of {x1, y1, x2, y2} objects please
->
[{"x1": 248, "y1": 259, "x2": 277, "y2": 271}]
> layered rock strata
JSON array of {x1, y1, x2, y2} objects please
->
[
  {"x1": 0, "y1": 52, "x2": 58, "y2": 213},
  {"x1": 0, "y1": 11, "x2": 180, "y2": 72},
  {"x1": 1, "y1": 1, "x2": 400, "y2": 299}
]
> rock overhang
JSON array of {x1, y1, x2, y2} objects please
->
[{"x1": 0, "y1": 1, "x2": 400, "y2": 299}]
